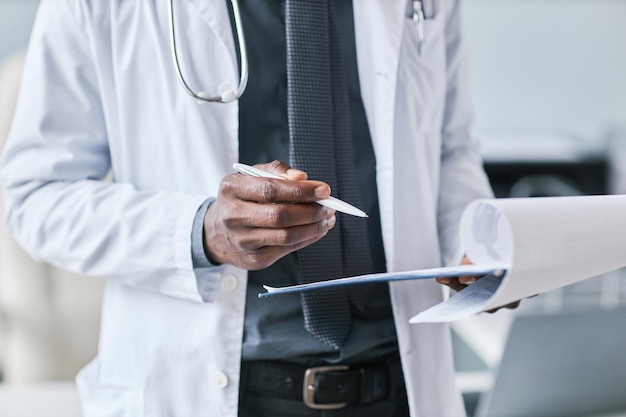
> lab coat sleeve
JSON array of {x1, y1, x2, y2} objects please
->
[
  {"x1": 0, "y1": 0, "x2": 218, "y2": 303},
  {"x1": 437, "y1": 0, "x2": 494, "y2": 266}
]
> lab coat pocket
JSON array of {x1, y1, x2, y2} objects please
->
[
  {"x1": 77, "y1": 360, "x2": 145, "y2": 417},
  {"x1": 398, "y1": 13, "x2": 447, "y2": 133},
  {"x1": 405, "y1": 14, "x2": 444, "y2": 58}
]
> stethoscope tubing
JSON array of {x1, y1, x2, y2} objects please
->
[{"x1": 167, "y1": 0, "x2": 249, "y2": 103}]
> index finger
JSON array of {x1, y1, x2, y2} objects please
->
[{"x1": 221, "y1": 174, "x2": 331, "y2": 204}]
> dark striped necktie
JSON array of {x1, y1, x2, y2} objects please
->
[{"x1": 285, "y1": 0, "x2": 373, "y2": 349}]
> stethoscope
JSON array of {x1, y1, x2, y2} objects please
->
[
  {"x1": 167, "y1": 0, "x2": 249, "y2": 103},
  {"x1": 168, "y1": 0, "x2": 430, "y2": 103}
]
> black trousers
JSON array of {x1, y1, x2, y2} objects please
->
[
  {"x1": 238, "y1": 391, "x2": 410, "y2": 417},
  {"x1": 238, "y1": 359, "x2": 410, "y2": 417}
]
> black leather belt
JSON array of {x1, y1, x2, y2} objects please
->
[{"x1": 241, "y1": 356, "x2": 403, "y2": 410}]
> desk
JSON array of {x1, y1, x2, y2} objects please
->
[{"x1": 0, "y1": 382, "x2": 82, "y2": 417}]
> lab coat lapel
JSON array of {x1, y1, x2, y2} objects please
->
[
  {"x1": 185, "y1": 0, "x2": 238, "y2": 77},
  {"x1": 353, "y1": 0, "x2": 405, "y2": 270}
]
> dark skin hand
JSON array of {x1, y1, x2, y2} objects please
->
[
  {"x1": 203, "y1": 160, "x2": 336, "y2": 270},
  {"x1": 436, "y1": 255, "x2": 521, "y2": 313}
]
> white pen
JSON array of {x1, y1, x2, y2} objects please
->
[
  {"x1": 412, "y1": 0, "x2": 425, "y2": 55},
  {"x1": 232, "y1": 163, "x2": 369, "y2": 218}
]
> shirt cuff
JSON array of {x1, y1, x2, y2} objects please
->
[{"x1": 191, "y1": 197, "x2": 218, "y2": 268}]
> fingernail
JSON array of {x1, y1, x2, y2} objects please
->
[
  {"x1": 326, "y1": 215, "x2": 336, "y2": 228},
  {"x1": 286, "y1": 168, "x2": 306, "y2": 178},
  {"x1": 437, "y1": 278, "x2": 451, "y2": 284},
  {"x1": 463, "y1": 277, "x2": 476, "y2": 284},
  {"x1": 315, "y1": 185, "x2": 331, "y2": 199}
]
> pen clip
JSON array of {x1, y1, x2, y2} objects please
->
[{"x1": 412, "y1": 0, "x2": 425, "y2": 55}]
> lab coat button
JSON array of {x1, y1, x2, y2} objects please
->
[
  {"x1": 221, "y1": 275, "x2": 238, "y2": 292},
  {"x1": 211, "y1": 371, "x2": 229, "y2": 389}
]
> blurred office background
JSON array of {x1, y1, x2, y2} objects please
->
[
  {"x1": 456, "y1": 2, "x2": 626, "y2": 417},
  {"x1": 1, "y1": 0, "x2": 626, "y2": 416},
  {"x1": 0, "y1": 1, "x2": 103, "y2": 415}
]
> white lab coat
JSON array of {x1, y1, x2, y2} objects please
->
[{"x1": 1, "y1": 0, "x2": 493, "y2": 416}]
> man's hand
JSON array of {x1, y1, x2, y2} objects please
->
[
  {"x1": 436, "y1": 255, "x2": 520, "y2": 312},
  {"x1": 203, "y1": 160, "x2": 336, "y2": 270}
]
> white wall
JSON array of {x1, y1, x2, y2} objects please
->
[
  {"x1": 463, "y1": 0, "x2": 626, "y2": 140},
  {"x1": 0, "y1": 0, "x2": 39, "y2": 63}
]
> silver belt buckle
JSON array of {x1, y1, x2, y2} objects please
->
[{"x1": 303, "y1": 365, "x2": 350, "y2": 410}]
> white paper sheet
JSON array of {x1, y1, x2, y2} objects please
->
[{"x1": 411, "y1": 195, "x2": 626, "y2": 323}]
